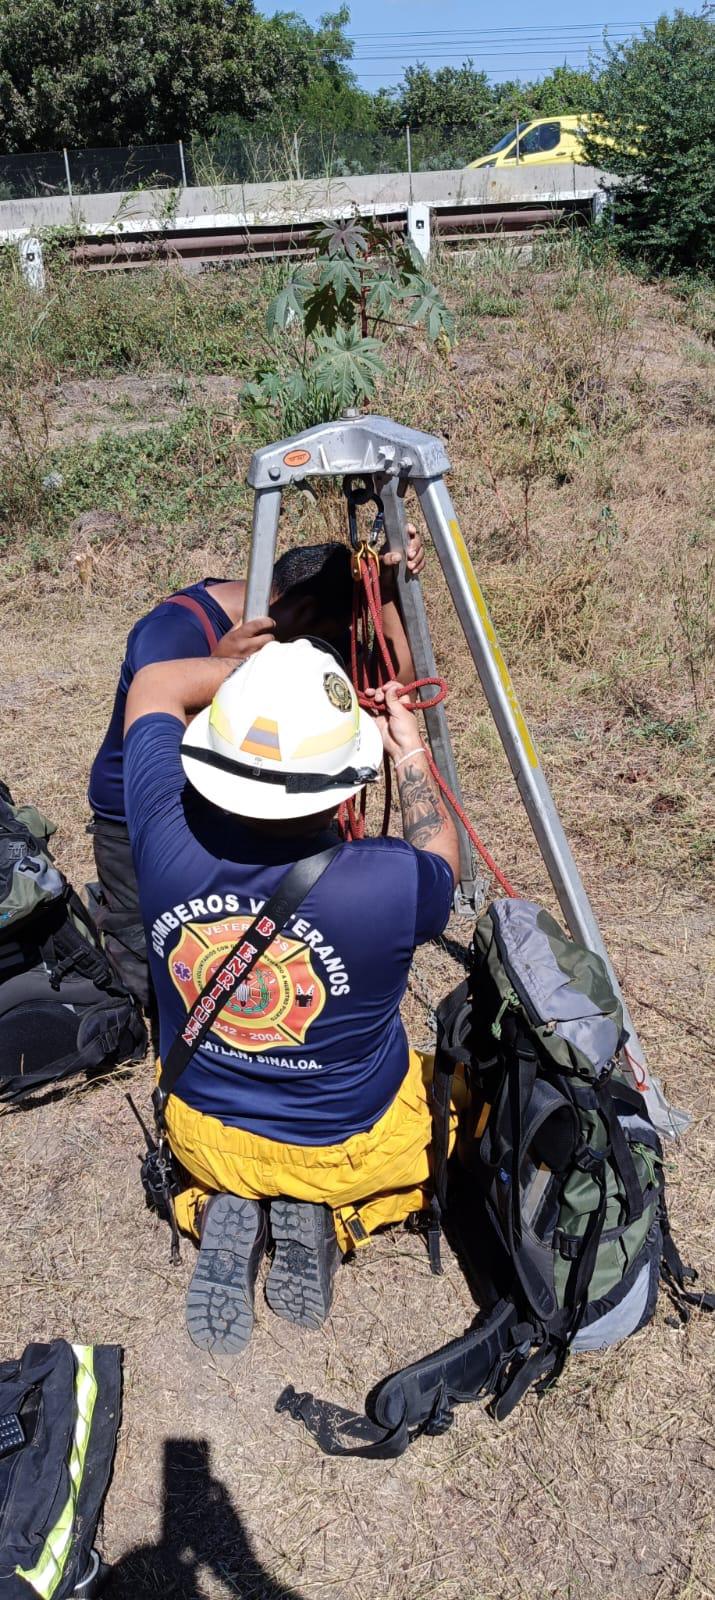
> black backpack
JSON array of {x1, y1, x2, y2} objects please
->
[
  {"x1": 0, "y1": 781, "x2": 146, "y2": 1104},
  {"x1": 0, "y1": 1341, "x2": 121, "y2": 1598},
  {"x1": 278, "y1": 899, "x2": 713, "y2": 1457}
]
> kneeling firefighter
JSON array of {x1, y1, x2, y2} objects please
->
[{"x1": 124, "y1": 636, "x2": 460, "y2": 1351}]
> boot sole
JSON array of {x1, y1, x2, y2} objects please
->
[
  {"x1": 186, "y1": 1195, "x2": 264, "y2": 1355},
  {"x1": 266, "y1": 1200, "x2": 339, "y2": 1329}
]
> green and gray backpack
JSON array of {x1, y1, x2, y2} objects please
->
[{"x1": 279, "y1": 899, "x2": 713, "y2": 1458}]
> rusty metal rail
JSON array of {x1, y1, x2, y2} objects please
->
[{"x1": 69, "y1": 200, "x2": 586, "y2": 271}]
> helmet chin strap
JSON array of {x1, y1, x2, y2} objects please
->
[{"x1": 182, "y1": 743, "x2": 379, "y2": 795}]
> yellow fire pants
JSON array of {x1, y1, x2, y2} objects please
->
[{"x1": 166, "y1": 1048, "x2": 460, "y2": 1255}]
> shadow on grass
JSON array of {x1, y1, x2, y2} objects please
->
[{"x1": 108, "y1": 1437, "x2": 303, "y2": 1600}]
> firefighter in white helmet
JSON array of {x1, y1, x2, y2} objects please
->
[{"x1": 125, "y1": 631, "x2": 459, "y2": 1354}]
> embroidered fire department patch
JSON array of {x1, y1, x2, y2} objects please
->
[
  {"x1": 170, "y1": 917, "x2": 326, "y2": 1052},
  {"x1": 323, "y1": 671, "x2": 353, "y2": 713}
]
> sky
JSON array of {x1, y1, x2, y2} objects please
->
[{"x1": 255, "y1": 2, "x2": 689, "y2": 89}]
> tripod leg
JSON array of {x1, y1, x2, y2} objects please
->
[
  {"x1": 244, "y1": 488, "x2": 282, "y2": 620},
  {"x1": 379, "y1": 478, "x2": 480, "y2": 911},
  {"x1": 415, "y1": 474, "x2": 685, "y2": 1137}
]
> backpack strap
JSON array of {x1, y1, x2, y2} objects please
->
[
  {"x1": 164, "y1": 592, "x2": 220, "y2": 650},
  {"x1": 277, "y1": 1296, "x2": 519, "y2": 1459},
  {"x1": 153, "y1": 845, "x2": 340, "y2": 1131},
  {"x1": 429, "y1": 979, "x2": 472, "y2": 1274},
  {"x1": 40, "y1": 889, "x2": 117, "y2": 991},
  {"x1": 0, "y1": 992, "x2": 146, "y2": 1104},
  {"x1": 660, "y1": 1199, "x2": 715, "y2": 1319},
  {"x1": 593, "y1": 1077, "x2": 644, "y2": 1223}
]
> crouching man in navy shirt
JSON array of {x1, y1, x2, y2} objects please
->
[
  {"x1": 124, "y1": 636, "x2": 459, "y2": 1353},
  {"x1": 90, "y1": 536, "x2": 424, "y2": 1007}
]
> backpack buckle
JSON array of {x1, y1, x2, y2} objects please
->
[
  {"x1": 427, "y1": 1197, "x2": 443, "y2": 1276},
  {"x1": 574, "y1": 1142, "x2": 607, "y2": 1173},
  {"x1": 553, "y1": 1229, "x2": 582, "y2": 1261}
]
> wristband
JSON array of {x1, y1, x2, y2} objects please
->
[{"x1": 394, "y1": 745, "x2": 426, "y2": 770}]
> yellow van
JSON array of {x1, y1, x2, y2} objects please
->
[{"x1": 468, "y1": 114, "x2": 593, "y2": 169}]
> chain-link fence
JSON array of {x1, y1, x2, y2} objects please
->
[
  {"x1": 0, "y1": 127, "x2": 487, "y2": 202},
  {"x1": 0, "y1": 143, "x2": 188, "y2": 201},
  {"x1": 191, "y1": 126, "x2": 481, "y2": 185}
]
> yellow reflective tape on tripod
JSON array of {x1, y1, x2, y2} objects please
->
[
  {"x1": 15, "y1": 1346, "x2": 98, "y2": 1599},
  {"x1": 448, "y1": 519, "x2": 539, "y2": 770}
]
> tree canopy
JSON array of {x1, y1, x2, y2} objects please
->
[
  {"x1": 374, "y1": 60, "x2": 597, "y2": 141},
  {"x1": 0, "y1": 0, "x2": 349, "y2": 151},
  {"x1": 585, "y1": 9, "x2": 715, "y2": 274},
  {"x1": 0, "y1": 0, "x2": 602, "y2": 157}
]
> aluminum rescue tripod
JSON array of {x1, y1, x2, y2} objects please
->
[{"x1": 244, "y1": 415, "x2": 682, "y2": 1136}]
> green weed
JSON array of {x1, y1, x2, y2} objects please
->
[
  {"x1": 469, "y1": 289, "x2": 520, "y2": 318},
  {"x1": 665, "y1": 275, "x2": 715, "y2": 344},
  {"x1": 0, "y1": 260, "x2": 267, "y2": 380},
  {"x1": 0, "y1": 406, "x2": 253, "y2": 573},
  {"x1": 632, "y1": 714, "x2": 696, "y2": 746},
  {"x1": 50, "y1": 407, "x2": 248, "y2": 524}
]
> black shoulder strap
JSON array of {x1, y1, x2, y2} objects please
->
[
  {"x1": 154, "y1": 844, "x2": 340, "y2": 1125},
  {"x1": 427, "y1": 979, "x2": 473, "y2": 1272},
  {"x1": 276, "y1": 1296, "x2": 519, "y2": 1459}
]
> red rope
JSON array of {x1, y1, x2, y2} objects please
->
[{"x1": 341, "y1": 549, "x2": 517, "y2": 899}]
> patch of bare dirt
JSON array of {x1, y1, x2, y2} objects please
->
[{"x1": 47, "y1": 371, "x2": 243, "y2": 447}]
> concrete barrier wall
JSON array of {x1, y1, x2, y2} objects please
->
[{"x1": 0, "y1": 164, "x2": 613, "y2": 242}]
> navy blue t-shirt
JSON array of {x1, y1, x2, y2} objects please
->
[
  {"x1": 88, "y1": 580, "x2": 233, "y2": 823},
  {"x1": 124, "y1": 714, "x2": 454, "y2": 1145}
]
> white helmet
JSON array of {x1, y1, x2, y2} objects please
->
[{"x1": 181, "y1": 638, "x2": 384, "y2": 820}]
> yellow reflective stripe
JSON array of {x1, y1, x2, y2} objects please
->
[
  {"x1": 208, "y1": 699, "x2": 234, "y2": 744},
  {"x1": 16, "y1": 1346, "x2": 98, "y2": 1599},
  {"x1": 291, "y1": 719, "x2": 356, "y2": 759},
  {"x1": 448, "y1": 519, "x2": 539, "y2": 769}
]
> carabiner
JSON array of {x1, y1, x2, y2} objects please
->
[
  {"x1": 350, "y1": 540, "x2": 382, "y2": 583},
  {"x1": 343, "y1": 476, "x2": 384, "y2": 554}
]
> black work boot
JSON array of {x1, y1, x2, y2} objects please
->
[
  {"x1": 265, "y1": 1200, "x2": 340, "y2": 1328},
  {"x1": 186, "y1": 1194, "x2": 268, "y2": 1354}
]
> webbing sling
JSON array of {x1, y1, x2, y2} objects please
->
[
  {"x1": 153, "y1": 844, "x2": 340, "y2": 1130},
  {"x1": 165, "y1": 593, "x2": 220, "y2": 650}
]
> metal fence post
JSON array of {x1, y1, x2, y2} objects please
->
[
  {"x1": 592, "y1": 189, "x2": 611, "y2": 223},
  {"x1": 19, "y1": 237, "x2": 45, "y2": 292},
  {"x1": 178, "y1": 139, "x2": 188, "y2": 188},
  {"x1": 407, "y1": 202, "x2": 430, "y2": 261},
  {"x1": 62, "y1": 147, "x2": 73, "y2": 198},
  {"x1": 406, "y1": 124, "x2": 413, "y2": 201}
]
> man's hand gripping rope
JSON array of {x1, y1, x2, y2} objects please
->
[{"x1": 345, "y1": 532, "x2": 516, "y2": 899}]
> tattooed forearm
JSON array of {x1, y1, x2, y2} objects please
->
[{"x1": 397, "y1": 759, "x2": 447, "y2": 849}]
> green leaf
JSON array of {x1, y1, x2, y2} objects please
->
[
  {"x1": 265, "y1": 270, "x2": 311, "y2": 335},
  {"x1": 394, "y1": 238, "x2": 427, "y2": 277},
  {"x1": 242, "y1": 382, "x2": 266, "y2": 404},
  {"x1": 399, "y1": 271, "x2": 432, "y2": 298},
  {"x1": 399, "y1": 279, "x2": 455, "y2": 344},
  {"x1": 304, "y1": 282, "x2": 340, "y2": 336},
  {"x1": 365, "y1": 275, "x2": 397, "y2": 319},
  {"x1": 309, "y1": 218, "x2": 370, "y2": 260},
  {"x1": 318, "y1": 255, "x2": 362, "y2": 306},
  {"x1": 283, "y1": 370, "x2": 307, "y2": 403},
  {"x1": 257, "y1": 372, "x2": 286, "y2": 402},
  {"x1": 311, "y1": 328, "x2": 385, "y2": 409},
  {"x1": 360, "y1": 215, "x2": 400, "y2": 255},
  {"x1": 241, "y1": 372, "x2": 285, "y2": 410}
]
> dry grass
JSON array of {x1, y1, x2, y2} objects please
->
[{"x1": 0, "y1": 243, "x2": 714, "y2": 1600}]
